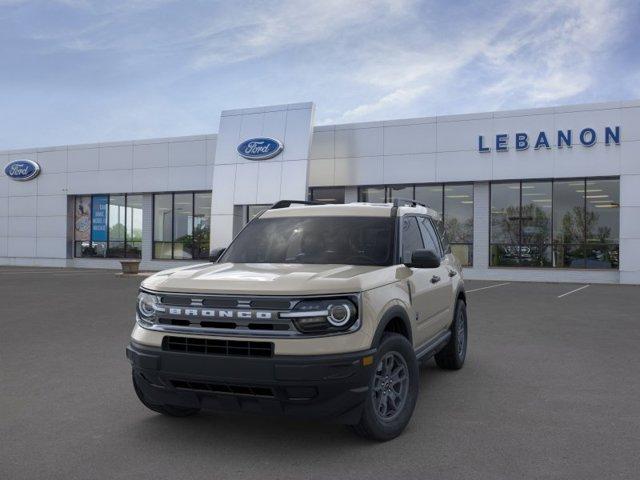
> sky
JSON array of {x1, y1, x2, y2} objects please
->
[{"x1": 1, "y1": 0, "x2": 639, "y2": 150}]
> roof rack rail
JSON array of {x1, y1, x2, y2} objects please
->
[
  {"x1": 392, "y1": 198, "x2": 428, "y2": 208},
  {"x1": 390, "y1": 197, "x2": 430, "y2": 218},
  {"x1": 269, "y1": 200, "x2": 322, "y2": 210}
]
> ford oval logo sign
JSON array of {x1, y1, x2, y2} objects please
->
[
  {"x1": 4, "y1": 159, "x2": 41, "y2": 181},
  {"x1": 237, "y1": 137, "x2": 283, "y2": 160}
]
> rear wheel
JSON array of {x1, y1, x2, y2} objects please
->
[
  {"x1": 350, "y1": 333, "x2": 419, "y2": 441},
  {"x1": 132, "y1": 371, "x2": 200, "y2": 417},
  {"x1": 434, "y1": 299, "x2": 467, "y2": 370}
]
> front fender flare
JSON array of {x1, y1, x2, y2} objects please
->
[{"x1": 370, "y1": 305, "x2": 413, "y2": 348}]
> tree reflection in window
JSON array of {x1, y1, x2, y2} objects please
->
[{"x1": 491, "y1": 178, "x2": 619, "y2": 269}]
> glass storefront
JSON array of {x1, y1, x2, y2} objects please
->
[
  {"x1": 72, "y1": 178, "x2": 619, "y2": 270},
  {"x1": 309, "y1": 187, "x2": 345, "y2": 204},
  {"x1": 74, "y1": 194, "x2": 143, "y2": 258},
  {"x1": 153, "y1": 192, "x2": 211, "y2": 260},
  {"x1": 358, "y1": 184, "x2": 474, "y2": 266},
  {"x1": 490, "y1": 178, "x2": 619, "y2": 269},
  {"x1": 358, "y1": 186, "x2": 386, "y2": 203}
]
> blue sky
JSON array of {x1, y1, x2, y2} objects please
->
[{"x1": 1, "y1": 0, "x2": 639, "y2": 149}]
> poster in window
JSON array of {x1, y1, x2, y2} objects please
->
[
  {"x1": 91, "y1": 195, "x2": 109, "y2": 242},
  {"x1": 74, "y1": 196, "x2": 91, "y2": 241}
]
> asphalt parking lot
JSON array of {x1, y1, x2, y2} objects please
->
[{"x1": 1, "y1": 267, "x2": 639, "y2": 480}]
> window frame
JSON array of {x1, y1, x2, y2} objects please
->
[
  {"x1": 488, "y1": 176, "x2": 619, "y2": 269},
  {"x1": 308, "y1": 187, "x2": 346, "y2": 204},
  {"x1": 418, "y1": 215, "x2": 444, "y2": 258},
  {"x1": 73, "y1": 193, "x2": 143, "y2": 259},
  {"x1": 152, "y1": 191, "x2": 212, "y2": 260},
  {"x1": 399, "y1": 215, "x2": 425, "y2": 265}
]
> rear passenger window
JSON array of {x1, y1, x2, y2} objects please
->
[
  {"x1": 401, "y1": 217, "x2": 424, "y2": 264},
  {"x1": 418, "y1": 217, "x2": 442, "y2": 257}
]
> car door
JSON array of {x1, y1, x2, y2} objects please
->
[
  {"x1": 400, "y1": 215, "x2": 443, "y2": 346},
  {"x1": 418, "y1": 216, "x2": 454, "y2": 332}
]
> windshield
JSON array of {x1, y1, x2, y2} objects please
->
[{"x1": 220, "y1": 216, "x2": 396, "y2": 266}]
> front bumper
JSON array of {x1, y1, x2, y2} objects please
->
[{"x1": 126, "y1": 341, "x2": 376, "y2": 424}]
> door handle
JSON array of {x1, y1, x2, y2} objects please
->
[
  {"x1": 430, "y1": 275, "x2": 441, "y2": 284},
  {"x1": 448, "y1": 269, "x2": 457, "y2": 277}
]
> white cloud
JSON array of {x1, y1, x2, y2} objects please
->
[
  {"x1": 1, "y1": 0, "x2": 633, "y2": 149},
  {"x1": 480, "y1": 0, "x2": 623, "y2": 105},
  {"x1": 332, "y1": 0, "x2": 625, "y2": 122},
  {"x1": 190, "y1": 0, "x2": 415, "y2": 69},
  {"x1": 339, "y1": 85, "x2": 428, "y2": 121}
]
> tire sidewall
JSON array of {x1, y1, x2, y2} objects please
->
[
  {"x1": 453, "y1": 300, "x2": 468, "y2": 366},
  {"x1": 361, "y1": 334, "x2": 419, "y2": 440}
]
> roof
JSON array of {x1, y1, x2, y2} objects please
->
[{"x1": 260, "y1": 202, "x2": 440, "y2": 219}]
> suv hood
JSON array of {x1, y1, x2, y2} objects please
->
[{"x1": 142, "y1": 262, "x2": 399, "y2": 295}]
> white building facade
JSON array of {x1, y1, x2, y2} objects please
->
[{"x1": 1, "y1": 100, "x2": 639, "y2": 284}]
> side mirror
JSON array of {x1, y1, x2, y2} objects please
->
[
  {"x1": 406, "y1": 249, "x2": 440, "y2": 269},
  {"x1": 209, "y1": 247, "x2": 226, "y2": 263}
]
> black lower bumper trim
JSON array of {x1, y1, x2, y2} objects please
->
[{"x1": 126, "y1": 341, "x2": 376, "y2": 424}]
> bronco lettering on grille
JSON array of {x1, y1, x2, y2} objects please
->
[{"x1": 160, "y1": 307, "x2": 274, "y2": 320}]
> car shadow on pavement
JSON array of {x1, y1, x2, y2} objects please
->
[{"x1": 121, "y1": 359, "x2": 454, "y2": 453}]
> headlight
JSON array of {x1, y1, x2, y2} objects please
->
[
  {"x1": 327, "y1": 303, "x2": 353, "y2": 326},
  {"x1": 136, "y1": 291, "x2": 160, "y2": 326},
  {"x1": 281, "y1": 298, "x2": 359, "y2": 334}
]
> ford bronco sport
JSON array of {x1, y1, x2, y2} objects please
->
[{"x1": 127, "y1": 199, "x2": 467, "y2": 441}]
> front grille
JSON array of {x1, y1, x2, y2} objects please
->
[
  {"x1": 249, "y1": 299, "x2": 292, "y2": 310},
  {"x1": 159, "y1": 295, "x2": 192, "y2": 306},
  {"x1": 170, "y1": 379, "x2": 274, "y2": 397},
  {"x1": 158, "y1": 318, "x2": 292, "y2": 332},
  {"x1": 162, "y1": 336, "x2": 274, "y2": 358},
  {"x1": 146, "y1": 292, "x2": 358, "y2": 338},
  {"x1": 201, "y1": 298, "x2": 240, "y2": 308}
]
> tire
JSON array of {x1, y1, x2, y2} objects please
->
[
  {"x1": 132, "y1": 371, "x2": 200, "y2": 417},
  {"x1": 350, "y1": 333, "x2": 419, "y2": 441},
  {"x1": 434, "y1": 299, "x2": 468, "y2": 370}
]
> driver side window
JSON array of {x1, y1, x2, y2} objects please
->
[
  {"x1": 418, "y1": 216, "x2": 442, "y2": 257},
  {"x1": 401, "y1": 216, "x2": 424, "y2": 264}
]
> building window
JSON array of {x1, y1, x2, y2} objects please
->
[
  {"x1": 388, "y1": 185, "x2": 414, "y2": 202},
  {"x1": 415, "y1": 185, "x2": 443, "y2": 215},
  {"x1": 125, "y1": 195, "x2": 143, "y2": 258},
  {"x1": 357, "y1": 183, "x2": 474, "y2": 266},
  {"x1": 358, "y1": 186, "x2": 386, "y2": 203},
  {"x1": 309, "y1": 187, "x2": 345, "y2": 204},
  {"x1": 153, "y1": 194, "x2": 173, "y2": 259},
  {"x1": 490, "y1": 178, "x2": 619, "y2": 269},
  {"x1": 153, "y1": 192, "x2": 211, "y2": 260},
  {"x1": 443, "y1": 184, "x2": 474, "y2": 267},
  {"x1": 246, "y1": 204, "x2": 271, "y2": 223},
  {"x1": 74, "y1": 194, "x2": 143, "y2": 258}
]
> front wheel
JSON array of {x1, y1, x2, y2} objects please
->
[
  {"x1": 434, "y1": 299, "x2": 468, "y2": 370},
  {"x1": 350, "y1": 333, "x2": 419, "y2": 441}
]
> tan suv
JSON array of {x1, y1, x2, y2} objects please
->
[{"x1": 126, "y1": 199, "x2": 467, "y2": 441}]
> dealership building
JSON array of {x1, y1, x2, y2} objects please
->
[{"x1": 1, "y1": 100, "x2": 639, "y2": 284}]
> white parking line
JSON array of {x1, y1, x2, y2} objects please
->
[
  {"x1": 466, "y1": 282, "x2": 511, "y2": 293},
  {"x1": 557, "y1": 284, "x2": 590, "y2": 298}
]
